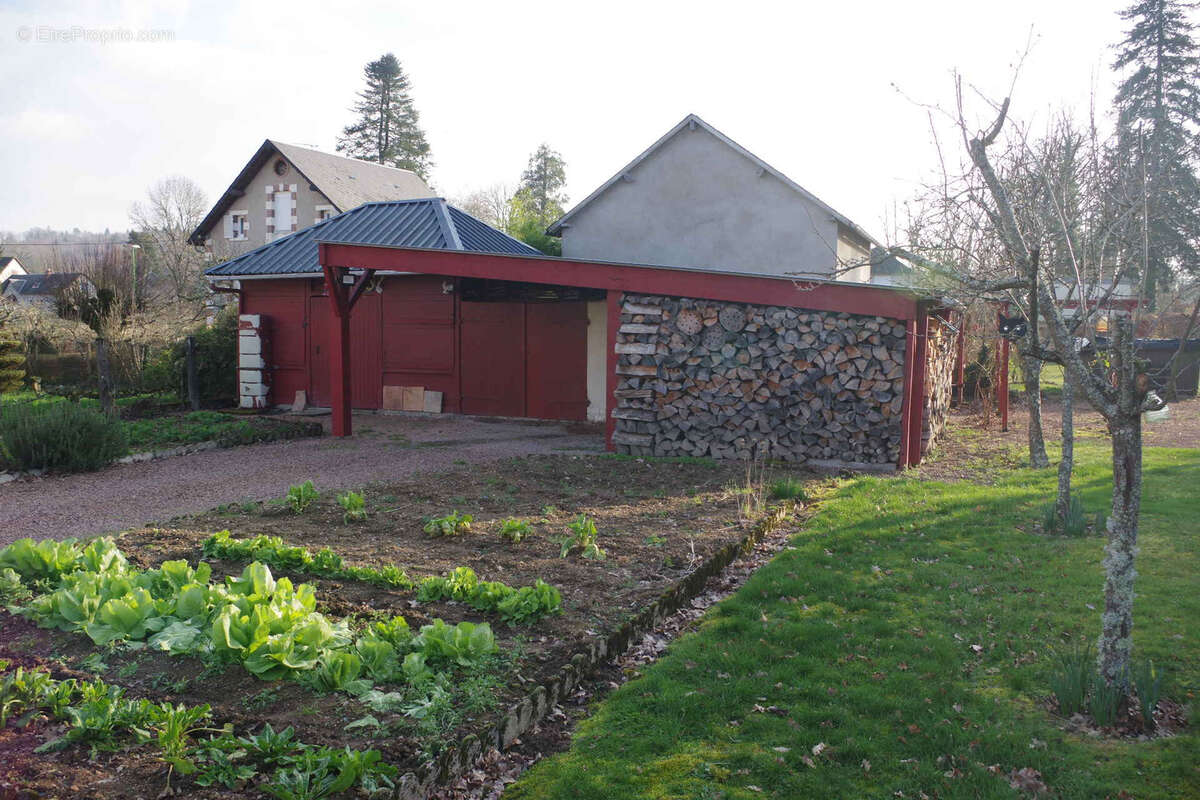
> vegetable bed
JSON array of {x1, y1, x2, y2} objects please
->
[{"x1": 0, "y1": 454, "x2": 799, "y2": 798}]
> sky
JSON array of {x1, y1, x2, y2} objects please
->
[{"x1": 0, "y1": 0, "x2": 1141, "y2": 240}]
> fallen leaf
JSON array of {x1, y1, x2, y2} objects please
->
[{"x1": 811, "y1": 742, "x2": 827, "y2": 756}]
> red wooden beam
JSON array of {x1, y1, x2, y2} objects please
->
[
  {"x1": 996, "y1": 305, "x2": 1009, "y2": 433},
  {"x1": 320, "y1": 244, "x2": 919, "y2": 321},
  {"x1": 897, "y1": 317, "x2": 918, "y2": 469},
  {"x1": 907, "y1": 308, "x2": 930, "y2": 467},
  {"x1": 605, "y1": 291, "x2": 621, "y2": 452},
  {"x1": 953, "y1": 311, "x2": 966, "y2": 405},
  {"x1": 319, "y1": 242, "x2": 377, "y2": 437}
]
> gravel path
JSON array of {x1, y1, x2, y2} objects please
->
[{"x1": 0, "y1": 414, "x2": 602, "y2": 545}]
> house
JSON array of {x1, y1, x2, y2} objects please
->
[
  {"x1": 0, "y1": 256, "x2": 26, "y2": 286},
  {"x1": 547, "y1": 114, "x2": 875, "y2": 283},
  {"x1": 205, "y1": 198, "x2": 960, "y2": 470},
  {"x1": 1, "y1": 271, "x2": 94, "y2": 309},
  {"x1": 189, "y1": 140, "x2": 432, "y2": 259}
]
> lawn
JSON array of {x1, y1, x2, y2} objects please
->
[
  {"x1": 122, "y1": 410, "x2": 321, "y2": 452},
  {"x1": 507, "y1": 441, "x2": 1200, "y2": 800},
  {"x1": 0, "y1": 455, "x2": 802, "y2": 798}
]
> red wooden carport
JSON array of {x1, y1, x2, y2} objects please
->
[{"x1": 316, "y1": 242, "x2": 941, "y2": 468}]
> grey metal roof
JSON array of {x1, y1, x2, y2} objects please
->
[{"x1": 205, "y1": 199, "x2": 541, "y2": 277}]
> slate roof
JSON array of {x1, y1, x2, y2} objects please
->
[
  {"x1": 190, "y1": 140, "x2": 432, "y2": 245},
  {"x1": 2, "y1": 272, "x2": 87, "y2": 295},
  {"x1": 205, "y1": 199, "x2": 542, "y2": 277}
]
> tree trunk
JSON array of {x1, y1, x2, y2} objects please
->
[
  {"x1": 1054, "y1": 374, "x2": 1074, "y2": 521},
  {"x1": 1020, "y1": 349, "x2": 1051, "y2": 468},
  {"x1": 96, "y1": 337, "x2": 115, "y2": 416},
  {"x1": 1097, "y1": 411, "x2": 1143, "y2": 690}
]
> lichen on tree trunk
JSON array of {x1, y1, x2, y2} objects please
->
[
  {"x1": 1098, "y1": 414, "x2": 1142, "y2": 689},
  {"x1": 1020, "y1": 349, "x2": 1051, "y2": 468},
  {"x1": 1054, "y1": 375, "x2": 1074, "y2": 522}
]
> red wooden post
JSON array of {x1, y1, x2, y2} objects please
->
[
  {"x1": 322, "y1": 261, "x2": 352, "y2": 437},
  {"x1": 997, "y1": 305, "x2": 1010, "y2": 432},
  {"x1": 605, "y1": 290, "x2": 622, "y2": 452},
  {"x1": 897, "y1": 317, "x2": 918, "y2": 469},
  {"x1": 907, "y1": 309, "x2": 930, "y2": 467},
  {"x1": 953, "y1": 311, "x2": 966, "y2": 405}
]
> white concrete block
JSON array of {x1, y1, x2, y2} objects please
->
[
  {"x1": 239, "y1": 336, "x2": 262, "y2": 355},
  {"x1": 239, "y1": 314, "x2": 261, "y2": 328},
  {"x1": 239, "y1": 353, "x2": 266, "y2": 369},
  {"x1": 239, "y1": 369, "x2": 262, "y2": 384},
  {"x1": 240, "y1": 382, "x2": 268, "y2": 397}
]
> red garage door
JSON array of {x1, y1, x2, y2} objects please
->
[
  {"x1": 460, "y1": 301, "x2": 525, "y2": 417},
  {"x1": 308, "y1": 292, "x2": 382, "y2": 409},
  {"x1": 526, "y1": 302, "x2": 589, "y2": 421}
]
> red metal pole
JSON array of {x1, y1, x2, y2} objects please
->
[
  {"x1": 953, "y1": 311, "x2": 966, "y2": 405},
  {"x1": 605, "y1": 290, "x2": 621, "y2": 452},
  {"x1": 321, "y1": 255, "x2": 353, "y2": 438}
]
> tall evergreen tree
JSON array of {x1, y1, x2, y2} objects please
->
[
  {"x1": 1112, "y1": 0, "x2": 1200, "y2": 298},
  {"x1": 508, "y1": 144, "x2": 568, "y2": 255},
  {"x1": 337, "y1": 53, "x2": 433, "y2": 180}
]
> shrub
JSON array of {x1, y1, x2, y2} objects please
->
[
  {"x1": 0, "y1": 401, "x2": 128, "y2": 473},
  {"x1": 768, "y1": 477, "x2": 807, "y2": 501},
  {"x1": 338, "y1": 491, "x2": 367, "y2": 524},
  {"x1": 286, "y1": 481, "x2": 319, "y2": 515},
  {"x1": 0, "y1": 320, "x2": 26, "y2": 393},
  {"x1": 498, "y1": 518, "x2": 532, "y2": 543},
  {"x1": 144, "y1": 308, "x2": 238, "y2": 408}
]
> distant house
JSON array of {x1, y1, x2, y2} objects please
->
[
  {"x1": 189, "y1": 140, "x2": 432, "y2": 259},
  {"x1": 0, "y1": 256, "x2": 26, "y2": 286},
  {"x1": 1, "y1": 271, "x2": 95, "y2": 309},
  {"x1": 547, "y1": 114, "x2": 876, "y2": 283}
]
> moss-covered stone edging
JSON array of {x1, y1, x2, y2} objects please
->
[{"x1": 389, "y1": 502, "x2": 797, "y2": 800}]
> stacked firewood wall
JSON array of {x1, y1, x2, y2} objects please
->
[
  {"x1": 921, "y1": 316, "x2": 957, "y2": 454},
  {"x1": 611, "y1": 294, "x2": 906, "y2": 464}
]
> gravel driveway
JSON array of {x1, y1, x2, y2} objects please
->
[{"x1": 0, "y1": 413, "x2": 602, "y2": 545}]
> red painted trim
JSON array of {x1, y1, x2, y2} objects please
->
[
  {"x1": 322, "y1": 260, "x2": 352, "y2": 437},
  {"x1": 907, "y1": 309, "x2": 930, "y2": 467},
  {"x1": 897, "y1": 318, "x2": 917, "y2": 469},
  {"x1": 953, "y1": 311, "x2": 966, "y2": 405},
  {"x1": 320, "y1": 245, "x2": 919, "y2": 320},
  {"x1": 996, "y1": 304, "x2": 1010, "y2": 433},
  {"x1": 605, "y1": 291, "x2": 621, "y2": 451}
]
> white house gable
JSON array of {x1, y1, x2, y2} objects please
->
[{"x1": 555, "y1": 115, "x2": 873, "y2": 282}]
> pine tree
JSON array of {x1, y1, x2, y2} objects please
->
[
  {"x1": 337, "y1": 53, "x2": 433, "y2": 180},
  {"x1": 1112, "y1": 0, "x2": 1200, "y2": 298},
  {"x1": 515, "y1": 144, "x2": 568, "y2": 227},
  {"x1": 0, "y1": 317, "x2": 26, "y2": 394}
]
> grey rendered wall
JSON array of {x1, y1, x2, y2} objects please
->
[{"x1": 562, "y1": 126, "x2": 845, "y2": 279}]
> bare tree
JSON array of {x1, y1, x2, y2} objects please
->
[
  {"x1": 129, "y1": 176, "x2": 210, "y2": 304},
  {"x1": 453, "y1": 184, "x2": 514, "y2": 232}
]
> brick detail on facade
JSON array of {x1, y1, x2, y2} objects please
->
[{"x1": 611, "y1": 293, "x2": 907, "y2": 464}]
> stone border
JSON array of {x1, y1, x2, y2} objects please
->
[{"x1": 389, "y1": 502, "x2": 797, "y2": 800}]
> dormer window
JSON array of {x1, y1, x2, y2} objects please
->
[{"x1": 315, "y1": 204, "x2": 336, "y2": 225}]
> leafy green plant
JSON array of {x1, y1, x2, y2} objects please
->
[
  {"x1": 423, "y1": 510, "x2": 473, "y2": 537},
  {"x1": 1131, "y1": 659, "x2": 1163, "y2": 731},
  {"x1": 287, "y1": 481, "x2": 319, "y2": 515},
  {"x1": 202, "y1": 531, "x2": 412, "y2": 590},
  {"x1": 496, "y1": 580, "x2": 563, "y2": 625},
  {"x1": 413, "y1": 620, "x2": 497, "y2": 667},
  {"x1": 0, "y1": 567, "x2": 30, "y2": 602},
  {"x1": 557, "y1": 515, "x2": 605, "y2": 560},
  {"x1": 154, "y1": 702, "x2": 215, "y2": 780},
  {"x1": 1048, "y1": 643, "x2": 1093, "y2": 716},
  {"x1": 498, "y1": 518, "x2": 533, "y2": 543},
  {"x1": 302, "y1": 652, "x2": 370, "y2": 695},
  {"x1": 768, "y1": 477, "x2": 807, "y2": 501},
  {"x1": 337, "y1": 491, "x2": 367, "y2": 524},
  {"x1": 0, "y1": 400, "x2": 128, "y2": 473}
]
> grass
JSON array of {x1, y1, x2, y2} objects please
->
[
  {"x1": 506, "y1": 441, "x2": 1199, "y2": 800},
  {"x1": 123, "y1": 411, "x2": 319, "y2": 451}
]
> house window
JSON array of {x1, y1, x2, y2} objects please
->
[
  {"x1": 225, "y1": 211, "x2": 249, "y2": 241},
  {"x1": 315, "y1": 205, "x2": 336, "y2": 225}
]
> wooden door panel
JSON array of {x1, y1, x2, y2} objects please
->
[
  {"x1": 460, "y1": 302, "x2": 524, "y2": 417},
  {"x1": 526, "y1": 302, "x2": 589, "y2": 421}
]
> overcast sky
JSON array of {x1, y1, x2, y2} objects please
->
[{"x1": 0, "y1": 0, "x2": 1140, "y2": 240}]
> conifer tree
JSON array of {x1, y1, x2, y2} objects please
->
[
  {"x1": 1112, "y1": 0, "x2": 1200, "y2": 299},
  {"x1": 337, "y1": 53, "x2": 433, "y2": 180},
  {"x1": 0, "y1": 315, "x2": 26, "y2": 393},
  {"x1": 508, "y1": 144, "x2": 568, "y2": 255}
]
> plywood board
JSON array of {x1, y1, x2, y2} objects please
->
[
  {"x1": 382, "y1": 385, "x2": 405, "y2": 411},
  {"x1": 423, "y1": 390, "x2": 443, "y2": 413},
  {"x1": 402, "y1": 386, "x2": 425, "y2": 412}
]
